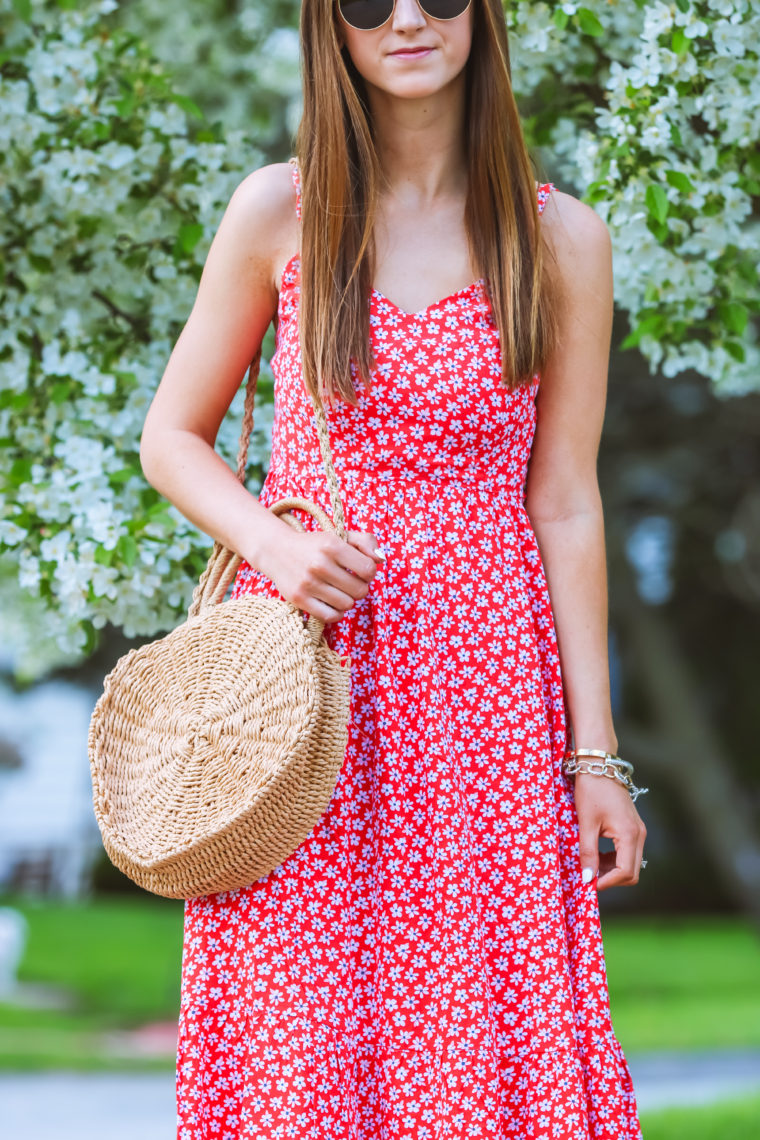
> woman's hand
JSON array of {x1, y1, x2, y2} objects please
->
[
  {"x1": 256, "y1": 526, "x2": 385, "y2": 625},
  {"x1": 573, "y1": 773, "x2": 647, "y2": 890}
]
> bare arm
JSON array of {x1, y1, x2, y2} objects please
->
[
  {"x1": 525, "y1": 191, "x2": 646, "y2": 890},
  {"x1": 525, "y1": 194, "x2": 617, "y2": 752},
  {"x1": 139, "y1": 162, "x2": 382, "y2": 623},
  {"x1": 140, "y1": 162, "x2": 288, "y2": 566}
]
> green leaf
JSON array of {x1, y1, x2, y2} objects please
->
[
  {"x1": 671, "y1": 29, "x2": 687, "y2": 54},
  {"x1": 11, "y1": 0, "x2": 32, "y2": 20},
  {"x1": 7, "y1": 391, "x2": 32, "y2": 412},
  {"x1": 553, "y1": 9, "x2": 570, "y2": 30},
  {"x1": 113, "y1": 92, "x2": 136, "y2": 118},
  {"x1": 725, "y1": 340, "x2": 746, "y2": 363},
  {"x1": 169, "y1": 93, "x2": 204, "y2": 121},
  {"x1": 637, "y1": 313, "x2": 668, "y2": 337},
  {"x1": 117, "y1": 534, "x2": 138, "y2": 568},
  {"x1": 737, "y1": 257, "x2": 758, "y2": 286},
  {"x1": 646, "y1": 217, "x2": 670, "y2": 245},
  {"x1": 675, "y1": 0, "x2": 690, "y2": 11},
  {"x1": 94, "y1": 545, "x2": 114, "y2": 567},
  {"x1": 177, "y1": 222, "x2": 204, "y2": 255},
  {"x1": 577, "y1": 8, "x2": 604, "y2": 36},
  {"x1": 108, "y1": 467, "x2": 139, "y2": 485},
  {"x1": 143, "y1": 500, "x2": 171, "y2": 521},
  {"x1": 585, "y1": 180, "x2": 609, "y2": 204},
  {"x1": 81, "y1": 621, "x2": 99, "y2": 656},
  {"x1": 621, "y1": 311, "x2": 668, "y2": 350},
  {"x1": 665, "y1": 170, "x2": 694, "y2": 193},
  {"x1": 10, "y1": 458, "x2": 33, "y2": 486},
  {"x1": 50, "y1": 382, "x2": 72, "y2": 405},
  {"x1": 718, "y1": 303, "x2": 749, "y2": 337},
  {"x1": 28, "y1": 253, "x2": 53, "y2": 273},
  {"x1": 646, "y1": 183, "x2": 669, "y2": 224}
]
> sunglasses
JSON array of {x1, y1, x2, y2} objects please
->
[{"x1": 339, "y1": 0, "x2": 473, "y2": 32}]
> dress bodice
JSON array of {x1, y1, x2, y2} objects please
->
[{"x1": 265, "y1": 160, "x2": 555, "y2": 508}]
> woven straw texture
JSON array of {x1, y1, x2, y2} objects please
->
[{"x1": 88, "y1": 347, "x2": 352, "y2": 899}]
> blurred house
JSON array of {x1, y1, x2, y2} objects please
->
[{"x1": 0, "y1": 680, "x2": 102, "y2": 898}]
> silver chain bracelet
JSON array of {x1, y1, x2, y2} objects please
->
[{"x1": 562, "y1": 748, "x2": 649, "y2": 803}]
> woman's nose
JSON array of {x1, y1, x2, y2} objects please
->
[{"x1": 391, "y1": 0, "x2": 428, "y2": 32}]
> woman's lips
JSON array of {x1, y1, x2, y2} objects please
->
[{"x1": 389, "y1": 48, "x2": 435, "y2": 59}]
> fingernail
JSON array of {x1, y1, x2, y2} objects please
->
[
  {"x1": 373, "y1": 546, "x2": 387, "y2": 560},
  {"x1": 581, "y1": 867, "x2": 595, "y2": 885}
]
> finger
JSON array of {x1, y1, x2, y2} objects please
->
[
  {"x1": 319, "y1": 560, "x2": 373, "y2": 602},
  {"x1": 596, "y1": 827, "x2": 639, "y2": 891},
  {"x1": 633, "y1": 830, "x2": 647, "y2": 888},
  {"x1": 347, "y1": 531, "x2": 386, "y2": 563},
  {"x1": 596, "y1": 850, "x2": 617, "y2": 880},
  {"x1": 578, "y1": 818, "x2": 600, "y2": 887},
  {"x1": 296, "y1": 583, "x2": 353, "y2": 625},
  {"x1": 305, "y1": 599, "x2": 346, "y2": 626},
  {"x1": 329, "y1": 535, "x2": 379, "y2": 582},
  {"x1": 311, "y1": 579, "x2": 364, "y2": 613},
  {"x1": 303, "y1": 536, "x2": 375, "y2": 592}
]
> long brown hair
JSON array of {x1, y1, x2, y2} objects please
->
[{"x1": 296, "y1": 0, "x2": 559, "y2": 406}]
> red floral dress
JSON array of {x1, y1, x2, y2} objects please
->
[{"x1": 176, "y1": 158, "x2": 642, "y2": 1140}]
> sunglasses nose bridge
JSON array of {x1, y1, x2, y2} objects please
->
[
  {"x1": 339, "y1": 0, "x2": 472, "y2": 33},
  {"x1": 392, "y1": 0, "x2": 427, "y2": 24}
]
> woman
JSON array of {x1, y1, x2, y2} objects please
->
[{"x1": 141, "y1": 1, "x2": 647, "y2": 1137}]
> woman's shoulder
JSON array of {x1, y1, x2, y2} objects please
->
[
  {"x1": 538, "y1": 186, "x2": 613, "y2": 307},
  {"x1": 228, "y1": 161, "x2": 298, "y2": 230},
  {"x1": 538, "y1": 184, "x2": 610, "y2": 251},
  {"x1": 224, "y1": 161, "x2": 300, "y2": 291}
]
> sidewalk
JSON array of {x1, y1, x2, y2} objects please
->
[
  {"x1": 1, "y1": 1051, "x2": 759, "y2": 1139},
  {"x1": 630, "y1": 1049, "x2": 760, "y2": 1112}
]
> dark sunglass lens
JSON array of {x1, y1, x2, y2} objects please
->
[
  {"x1": 420, "y1": 0, "x2": 471, "y2": 19},
  {"x1": 340, "y1": 0, "x2": 394, "y2": 30}
]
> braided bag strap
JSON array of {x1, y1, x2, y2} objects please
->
[{"x1": 188, "y1": 341, "x2": 347, "y2": 618}]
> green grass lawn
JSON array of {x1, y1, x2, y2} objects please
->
[
  {"x1": 640, "y1": 1094, "x2": 760, "y2": 1138},
  {"x1": 0, "y1": 894, "x2": 758, "y2": 1070},
  {"x1": 602, "y1": 916, "x2": 760, "y2": 1053},
  {"x1": 0, "y1": 893, "x2": 184, "y2": 1070}
]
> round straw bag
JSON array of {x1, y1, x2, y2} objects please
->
[{"x1": 88, "y1": 347, "x2": 352, "y2": 899}]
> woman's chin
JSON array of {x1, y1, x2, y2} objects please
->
[{"x1": 367, "y1": 71, "x2": 462, "y2": 104}]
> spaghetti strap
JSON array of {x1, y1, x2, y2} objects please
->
[
  {"x1": 288, "y1": 156, "x2": 302, "y2": 222},
  {"x1": 537, "y1": 182, "x2": 554, "y2": 216}
]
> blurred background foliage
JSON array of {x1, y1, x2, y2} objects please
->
[{"x1": 0, "y1": 0, "x2": 758, "y2": 928}]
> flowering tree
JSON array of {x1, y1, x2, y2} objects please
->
[
  {"x1": 1, "y1": 0, "x2": 758, "y2": 676},
  {"x1": 0, "y1": 0, "x2": 275, "y2": 674},
  {"x1": 506, "y1": 0, "x2": 760, "y2": 392}
]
